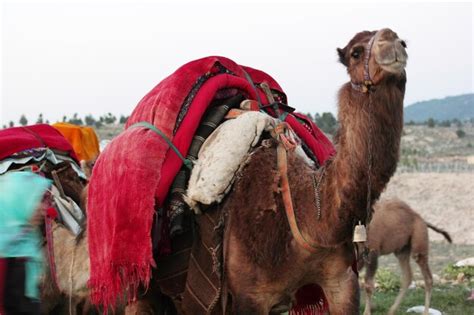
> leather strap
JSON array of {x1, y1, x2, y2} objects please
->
[
  {"x1": 277, "y1": 143, "x2": 319, "y2": 253},
  {"x1": 129, "y1": 121, "x2": 193, "y2": 170}
]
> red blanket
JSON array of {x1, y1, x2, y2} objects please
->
[
  {"x1": 87, "y1": 56, "x2": 335, "y2": 310},
  {"x1": 0, "y1": 124, "x2": 78, "y2": 162}
]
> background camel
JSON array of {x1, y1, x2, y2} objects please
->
[
  {"x1": 222, "y1": 28, "x2": 407, "y2": 314},
  {"x1": 39, "y1": 164, "x2": 93, "y2": 315},
  {"x1": 360, "y1": 198, "x2": 452, "y2": 315}
]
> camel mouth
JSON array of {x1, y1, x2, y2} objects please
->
[{"x1": 380, "y1": 60, "x2": 407, "y2": 74}]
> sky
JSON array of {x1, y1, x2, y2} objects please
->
[{"x1": 1, "y1": 0, "x2": 473, "y2": 126}]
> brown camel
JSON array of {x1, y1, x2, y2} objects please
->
[
  {"x1": 86, "y1": 28, "x2": 408, "y2": 314},
  {"x1": 360, "y1": 198, "x2": 452, "y2": 315},
  {"x1": 222, "y1": 28, "x2": 407, "y2": 314}
]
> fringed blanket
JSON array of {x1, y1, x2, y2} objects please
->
[
  {"x1": 0, "y1": 124, "x2": 78, "y2": 162},
  {"x1": 87, "y1": 56, "x2": 335, "y2": 311}
]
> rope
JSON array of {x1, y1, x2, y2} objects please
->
[
  {"x1": 129, "y1": 122, "x2": 193, "y2": 170},
  {"x1": 68, "y1": 242, "x2": 76, "y2": 315}
]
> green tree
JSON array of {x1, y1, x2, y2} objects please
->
[
  {"x1": 9, "y1": 121, "x2": 14, "y2": 128},
  {"x1": 19, "y1": 114, "x2": 28, "y2": 126},
  {"x1": 85, "y1": 114, "x2": 96, "y2": 126},
  {"x1": 103, "y1": 113, "x2": 117, "y2": 124},
  {"x1": 456, "y1": 129, "x2": 466, "y2": 138},
  {"x1": 36, "y1": 113, "x2": 44, "y2": 124},
  {"x1": 315, "y1": 112, "x2": 338, "y2": 135},
  {"x1": 439, "y1": 120, "x2": 451, "y2": 127},
  {"x1": 68, "y1": 113, "x2": 83, "y2": 125},
  {"x1": 119, "y1": 115, "x2": 128, "y2": 124},
  {"x1": 427, "y1": 118, "x2": 435, "y2": 128},
  {"x1": 62, "y1": 115, "x2": 67, "y2": 122}
]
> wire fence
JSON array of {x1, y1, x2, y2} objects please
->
[{"x1": 397, "y1": 162, "x2": 474, "y2": 173}]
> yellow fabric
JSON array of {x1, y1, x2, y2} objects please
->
[{"x1": 52, "y1": 123, "x2": 100, "y2": 161}]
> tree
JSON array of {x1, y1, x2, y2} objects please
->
[
  {"x1": 456, "y1": 129, "x2": 466, "y2": 138},
  {"x1": 439, "y1": 120, "x2": 451, "y2": 127},
  {"x1": 19, "y1": 114, "x2": 28, "y2": 126},
  {"x1": 103, "y1": 113, "x2": 117, "y2": 124},
  {"x1": 315, "y1": 112, "x2": 338, "y2": 135},
  {"x1": 62, "y1": 115, "x2": 67, "y2": 122},
  {"x1": 426, "y1": 118, "x2": 435, "y2": 128},
  {"x1": 85, "y1": 114, "x2": 96, "y2": 126},
  {"x1": 36, "y1": 113, "x2": 44, "y2": 124},
  {"x1": 119, "y1": 115, "x2": 129, "y2": 124},
  {"x1": 9, "y1": 121, "x2": 14, "y2": 128},
  {"x1": 68, "y1": 113, "x2": 83, "y2": 125},
  {"x1": 2, "y1": 125, "x2": 6, "y2": 129}
]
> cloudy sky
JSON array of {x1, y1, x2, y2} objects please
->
[{"x1": 1, "y1": 1, "x2": 473, "y2": 126}]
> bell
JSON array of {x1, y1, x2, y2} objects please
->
[{"x1": 353, "y1": 221, "x2": 367, "y2": 243}]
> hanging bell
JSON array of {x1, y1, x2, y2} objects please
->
[{"x1": 353, "y1": 221, "x2": 367, "y2": 243}]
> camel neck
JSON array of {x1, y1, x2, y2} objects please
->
[{"x1": 325, "y1": 78, "x2": 405, "y2": 233}]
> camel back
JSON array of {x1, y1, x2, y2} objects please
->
[{"x1": 87, "y1": 56, "x2": 335, "y2": 310}]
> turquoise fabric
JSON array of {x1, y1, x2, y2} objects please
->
[{"x1": 0, "y1": 171, "x2": 51, "y2": 299}]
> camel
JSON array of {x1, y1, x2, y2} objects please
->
[
  {"x1": 360, "y1": 198, "x2": 452, "y2": 315},
  {"x1": 77, "y1": 28, "x2": 407, "y2": 314},
  {"x1": 39, "y1": 163, "x2": 93, "y2": 315},
  {"x1": 220, "y1": 28, "x2": 407, "y2": 314}
]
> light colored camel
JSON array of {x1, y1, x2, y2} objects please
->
[{"x1": 360, "y1": 198, "x2": 452, "y2": 315}]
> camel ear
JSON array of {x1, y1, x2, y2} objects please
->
[{"x1": 337, "y1": 48, "x2": 348, "y2": 66}]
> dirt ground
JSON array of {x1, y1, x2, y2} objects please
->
[{"x1": 381, "y1": 172, "x2": 474, "y2": 245}]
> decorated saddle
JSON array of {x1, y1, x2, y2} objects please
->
[{"x1": 87, "y1": 56, "x2": 335, "y2": 312}]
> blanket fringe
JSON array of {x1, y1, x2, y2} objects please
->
[
  {"x1": 289, "y1": 301, "x2": 326, "y2": 315},
  {"x1": 89, "y1": 262, "x2": 152, "y2": 312}
]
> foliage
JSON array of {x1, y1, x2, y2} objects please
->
[
  {"x1": 36, "y1": 113, "x2": 44, "y2": 124},
  {"x1": 374, "y1": 268, "x2": 400, "y2": 292},
  {"x1": 19, "y1": 114, "x2": 28, "y2": 126},
  {"x1": 314, "y1": 112, "x2": 338, "y2": 135},
  {"x1": 360, "y1": 285, "x2": 472, "y2": 315},
  {"x1": 98, "y1": 113, "x2": 116, "y2": 124},
  {"x1": 68, "y1": 113, "x2": 84, "y2": 125},
  {"x1": 439, "y1": 120, "x2": 451, "y2": 127},
  {"x1": 456, "y1": 129, "x2": 466, "y2": 138},
  {"x1": 84, "y1": 114, "x2": 96, "y2": 126},
  {"x1": 119, "y1": 115, "x2": 129, "y2": 124},
  {"x1": 9, "y1": 121, "x2": 14, "y2": 128},
  {"x1": 443, "y1": 263, "x2": 474, "y2": 279},
  {"x1": 427, "y1": 118, "x2": 435, "y2": 128}
]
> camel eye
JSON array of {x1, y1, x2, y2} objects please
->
[
  {"x1": 351, "y1": 51, "x2": 360, "y2": 59},
  {"x1": 350, "y1": 46, "x2": 364, "y2": 59},
  {"x1": 400, "y1": 40, "x2": 407, "y2": 48}
]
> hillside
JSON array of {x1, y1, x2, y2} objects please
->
[{"x1": 404, "y1": 93, "x2": 474, "y2": 123}]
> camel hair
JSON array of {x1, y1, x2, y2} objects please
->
[
  {"x1": 360, "y1": 198, "x2": 452, "y2": 315},
  {"x1": 223, "y1": 28, "x2": 407, "y2": 314}
]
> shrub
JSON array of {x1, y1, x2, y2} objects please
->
[
  {"x1": 427, "y1": 118, "x2": 435, "y2": 128},
  {"x1": 456, "y1": 129, "x2": 466, "y2": 138},
  {"x1": 444, "y1": 263, "x2": 474, "y2": 280},
  {"x1": 375, "y1": 268, "x2": 401, "y2": 292}
]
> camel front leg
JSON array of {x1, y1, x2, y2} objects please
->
[{"x1": 321, "y1": 267, "x2": 360, "y2": 315}]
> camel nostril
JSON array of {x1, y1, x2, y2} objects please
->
[{"x1": 400, "y1": 40, "x2": 407, "y2": 48}]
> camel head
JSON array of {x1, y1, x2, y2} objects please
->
[{"x1": 337, "y1": 28, "x2": 407, "y2": 89}]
